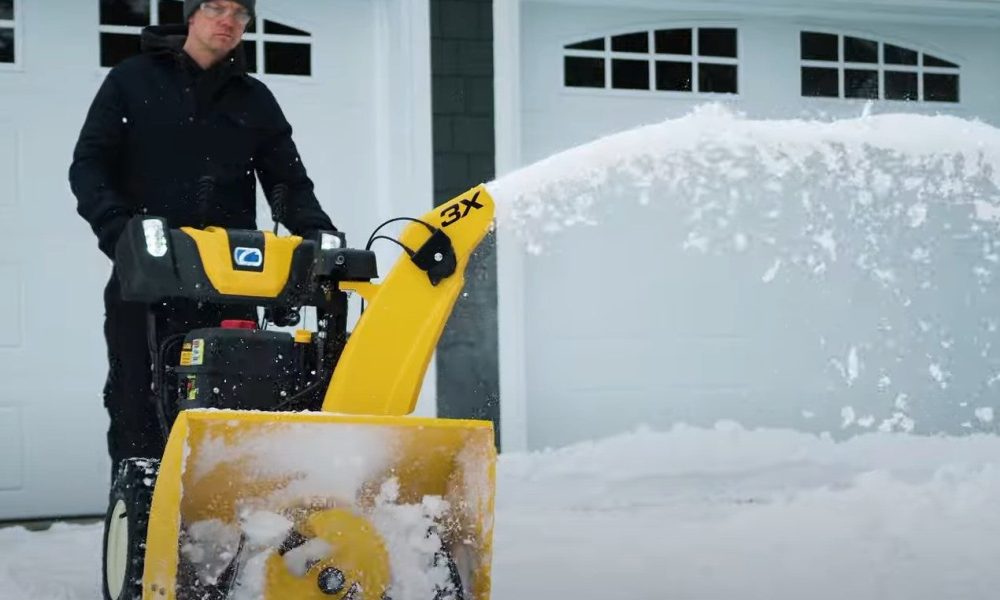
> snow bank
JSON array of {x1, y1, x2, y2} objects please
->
[
  {"x1": 487, "y1": 105, "x2": 1000, "y2": 435},
  {"x1": 498, "y1": 421, "x2": 1000, "y2": 510},
  {"x1": 492, "y1": 423, "x2": 1000, "y2": 600}
]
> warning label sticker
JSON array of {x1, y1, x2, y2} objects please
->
[
  {"x1": 190, "y1": 339, "x2": 205, "y2": 366},
  {"x1": 180, "y1": 341, "x2": 193, "y2": 366}
]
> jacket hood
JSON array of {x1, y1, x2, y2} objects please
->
[
  {"x1": 139, "y1": 25, "x2": 249, "y2": 75},
  {"x1": 140, "y1": 24, "x2": 188, "y2": 55}
]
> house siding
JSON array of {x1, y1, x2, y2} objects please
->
[{"x1": 431, "y1": 0, "x2": 501, "y2": 448}]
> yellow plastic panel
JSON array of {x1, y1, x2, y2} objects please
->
[
  {"x1": 323, "y1": 185, "x2": 496, "y2": 416},
  {"x1": 142, "y1": 409, "x2": 496, "y2": 600},
  {"x1": 180, "y1": 227, "x2": 302, "y2": 298}
]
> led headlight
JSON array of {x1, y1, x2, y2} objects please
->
[
  {"x1": 321, "y1": 232, "x2": 343, "y2": 250},
  {"x1": 142, "y1": 219, "x2": 168, "y2": 257}
]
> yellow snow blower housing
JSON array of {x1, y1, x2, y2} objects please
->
[{"x1": 103, "y1": 186, "x2": 497, "y2": 600}]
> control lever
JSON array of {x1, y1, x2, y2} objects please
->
[
  {"x1": 270, "y1": 183, "x2": 289, "y2": 235},
  {"x1": 196, "y1": 175, "x2": 216, "y2": 229}
]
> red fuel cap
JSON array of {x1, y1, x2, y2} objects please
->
[{"x1": 221, "y1": 319, "x2": 257, "y2": 330}]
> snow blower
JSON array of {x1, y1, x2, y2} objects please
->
[{"x1": 101, "y1": 186, "x2": 497, "y2": 600}]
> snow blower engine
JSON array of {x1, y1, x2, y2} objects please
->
[
  {"x1": 115, "y1": 217, "x2": 372, "y2": 428},
  {"x1": 102, "y1": 186, "x2": 498, "y2": 600}
]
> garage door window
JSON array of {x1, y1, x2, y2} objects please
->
[
  {"x1": 0, "y1": 0, "x2": 16, "y2": 66},
  {"x1": 800, "y1": 32, "x2": 959, "y2": 103},
  {"x1": 564, "y1": 27, "x2": 739, "y2": 95},
  {"x1": 99, "y1": 0, "x2": 313, "y2": 77},
  {"x1": 245, "y1": 19, "x2": 312, "y2": 76}
]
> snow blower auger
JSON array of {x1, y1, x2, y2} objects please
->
[{"x1": 101, "y1": 185, "x2": 497, "y2": 600}]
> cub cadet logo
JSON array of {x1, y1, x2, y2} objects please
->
[
  {"x1": 440, "y1": 191, "x2": 484, "y2": 227},
  {"x1": 234, "y1": 246, "x2": 263, "y2": 268}
]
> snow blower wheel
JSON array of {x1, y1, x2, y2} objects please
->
[{"x1": 103, "y1": 458, "x2": 159, "y2": 600}]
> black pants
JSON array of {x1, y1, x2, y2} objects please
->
[{"x1": 102, "y1": 275, "x2": 256, "y2": 469}]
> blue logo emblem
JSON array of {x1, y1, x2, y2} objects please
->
[{"x1": 234, "y1": 246, "x2": 263, "y2": 268}]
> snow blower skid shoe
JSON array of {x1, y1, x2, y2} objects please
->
[{"x1": 102, "y1": 186, "x2": 497, "y2": 600}]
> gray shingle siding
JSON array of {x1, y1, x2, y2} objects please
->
[{"x1": 431, "y1": 0, "x2": 500, "y2": 448}]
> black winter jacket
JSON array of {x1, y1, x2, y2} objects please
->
[{"x1": 69, "y1": 25, "x2": 335, "y2": 260}]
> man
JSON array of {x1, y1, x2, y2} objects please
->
[{"x1": 69, "y1": 0, "x2": 336, "y2": 472}]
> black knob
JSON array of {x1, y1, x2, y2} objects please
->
[{"x1": 317, "y1": 567, "x2": 346, "y2": 595}]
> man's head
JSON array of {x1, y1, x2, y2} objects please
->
[{"x1": 183, "y1": 1, "x2": 255, "y2": 66}]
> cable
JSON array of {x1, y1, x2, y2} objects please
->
[
  {"x1": 277, "y1": 217, "x2": 432, "y2": 410},
  {"x1": 360, "y1": 216, "x2": 436, "y2": 315},
  {"x1": 273, "y1": 334, "x2": 340, "y2": 411},
  {"x1": 367, "y1": 235, "x2": 415, "y2": 257},
  {"x1": 273, "y1": 372, "x2": 329, "y2": 411},
  {"x1": 154, "y1": 333, "x2": 188, "y2": 441},
  {"x1": 365, "y1": 217, "x2": 436, "y2": 251},
  {"x1": 362, "y1": 235, "x2": 413, "y2": 316}
]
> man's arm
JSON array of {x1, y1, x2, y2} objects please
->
[
  {"x1": 254, "y1": 91, "x2": 336, "y2": 237},
  {"x1": 69, "y1": 72, "x2": 134, "y2": 259}
]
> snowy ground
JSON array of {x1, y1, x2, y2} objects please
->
[{"x1": 2, "y1": 422, "x2": 998, "y2": 600}]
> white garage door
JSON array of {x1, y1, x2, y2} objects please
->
[
  {"x1": 0, "y1": 0, "x2": 430, "y2": 521},
  {"x1": 512, "y1": 3, "x2": 1000, "y2": 450}
]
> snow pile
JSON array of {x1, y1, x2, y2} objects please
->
[
  {"x1": 369, "y1": 479, "x2": 457, "y2": 600},
  {"x1": 179, "y1": 518, "x2": 242, "y2": 586},
  {"x1": 187, "y1": 419, "x2": 398, "y2": 505},
  {"x1": 488, "y1": 104, "x2": 1000, "y2": 252},
  {"x1": 487, "y1": 105, "x2": 1000, "y2": 434},
  {"x1": 497, "y1": 421, "x2": 1000, "y2": 511},
  {"x1": 239, "y1": 510, "x2": 295, "y2": 548},
  {"x1": 224, "y1": 509, "x2": 300, "y2": 600},
  {"x1": 491, "y1": 423, "x2": 1000, "y2": 600}
]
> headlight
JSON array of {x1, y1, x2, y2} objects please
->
[
  {"x1": 321, "y1": 232, "x2": 343, "y2": 250},
  {"x1": 142, "y1": 219, "x2": 168, "y2": 257}
]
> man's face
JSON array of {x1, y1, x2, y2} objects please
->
[{"x1": 187, "y1": 1, "x2": 250, "y2": 57}]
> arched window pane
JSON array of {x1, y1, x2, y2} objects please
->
[{"x1": 100, "y1": 0, "x2": 150, "y2": 27}]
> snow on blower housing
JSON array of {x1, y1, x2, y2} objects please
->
[{"x1": 102, "y1": 186, "x2": 498, "y2": 600}]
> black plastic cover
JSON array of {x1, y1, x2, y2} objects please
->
[
  {"x1": 410, "y1": 228, "x2": 457, "y2": 286},
  {"x1": 175, "y1": 327, "x2": 297, "y2": 411},
  {"x1": 114, "y1": 216, "x2": 378, "y2": 305}
]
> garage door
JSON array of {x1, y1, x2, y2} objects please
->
[
  {"x1": 513, "y1": 4, "x2": 1000, "y2": 450},
  {"x1": 0, "y1": 0, "x2": 395, "y2": 521}
]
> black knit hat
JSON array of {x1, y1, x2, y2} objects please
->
[{"x1": 183, "y1": 0, "x2": 256, "y2": 22}]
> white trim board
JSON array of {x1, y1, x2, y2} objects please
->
[
  {"x1": 493, "y1": 0, "x2": 528, "y2": 452},
  {"x1": 529, "y1": 0, "x2": 1000, "y2": 27},
  {"x1": 374, "y1": 0, "x2": 438, "y2": 417}
]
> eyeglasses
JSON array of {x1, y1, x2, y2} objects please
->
[{"x1": 199, "y1": 2, "x2": 252, "y2": 26}]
